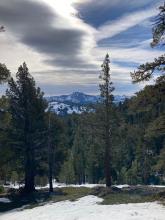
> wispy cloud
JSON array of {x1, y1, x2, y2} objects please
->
[
  {"x1": 0, "y1": 0, "x2": 163, "y2": 96},
  {"x1": 96, "y1": 6, "x2": 157, "y2": 41}
]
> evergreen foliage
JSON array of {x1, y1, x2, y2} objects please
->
[
  {"x1": 0, "y1": 4, "x2": 164, "y2": 189},
  {"x1": 0, "y1": 64, "x2": 164, "y2": 187},
  {"x1": 131, "y1": 3, "x2": 165, "y2": 83},
  {"x1": 99, "y1": 54, "x2": 114, "y2": 187},
  {"x1": 0, "y1": 64, "x2": 10, "y2": 84},
  {"x1": 6, "y1": 63, "x2": 47, "y2": 192}
]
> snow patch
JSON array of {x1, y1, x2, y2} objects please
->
[
  {"x1": 0, "y1": 198, "x2": 11, "y2": 203},
  {"x1": 1, "y1": 196, "x2": 165, "y2": 220}
]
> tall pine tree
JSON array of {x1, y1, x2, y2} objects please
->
[
  {"x1": 6, "y1": 63, "x2": 47, "y2": 193},
  {"x1": 99, "y1": 54, "x2": 114, "y2": 187}
]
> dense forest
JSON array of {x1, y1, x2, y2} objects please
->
[
  {"x1": 0, "y1": 2, "x2": 164, "y2": 193},
  {"x1": 0, "y1": 66, "x2": 164, "y2": 190}
]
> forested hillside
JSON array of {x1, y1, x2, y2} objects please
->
[
  {"x1": 1, "y1": 1, "x2": 165, "y2": 220},
  {"x1": 0, "y1": 74, "x2": 164, "y2": 187},
  {"x1": 59, "y1": 75, "x2": 165, "y2": 185},
  {"x1": 0, "y1": 1, "x2": 164, "y2": 195}
]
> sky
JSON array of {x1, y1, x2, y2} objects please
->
[{"x1": 0, "y1": 0, "x2": 163, "y2": 96}]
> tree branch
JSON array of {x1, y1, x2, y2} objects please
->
[{"x1": 130, "y1": 55, "x2": 165, "y2": 83}]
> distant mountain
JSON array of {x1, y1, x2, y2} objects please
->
[
  {"x1": 46, "y1": 92, "x2": 99, "y2": 104},
  {"x1": 113, "y1": 95, "x2": 129, "y2": 104},
  {"x1": 45, "y1": 92, "x2": 130, "y2": 115}
]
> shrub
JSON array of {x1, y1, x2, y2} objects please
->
[{"x1": 0, "y1": 185, "x2": 4, "y2": 194}]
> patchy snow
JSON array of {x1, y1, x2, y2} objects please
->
[
  {"x1": 0, "y1": 198, "x2": 11, "y2": 203},
  {"x1": 3, "y1": 183, "x2": 23, "y2": 189},
  {"x1": 149, "y1": 185, "x2": 165, "y2": 188},
  {"x1": 1, "y1": 195, "x2": 165, "y2": 220},
  {"x1": 4, "y1": 182, "x2": 165, "y2": 191},
  {"x1": 5, "y1": 182, "x2": 128, "y2": 190},
  {"x1": 115, "y1": 184, "x2": 130, "y2": 189},
  {"x1": 4, "y1": 181, "x2": 165, "y2": 190},
  {"x1": 35, "y1": 180, "x2": 130, "y2": 189},
  {"x1": 36, "y1": 182, "x2": 130, "y2": 189},
  {"x1": 49, "y1": 101, "x2": 86, "y2": 115}
]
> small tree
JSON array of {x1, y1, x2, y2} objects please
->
[
  {"x1": 99, "y1": 54, "x2": 114, "y2": 187},
  {"x1": 59, "y1": 155, "x2": 76, "y2": 184},
  {"x1": 0, "y1": 64, "x2": 10, "y2": 84},
  {"x1": 46, "y1": 111, "x2": 64, "y2": 192}
]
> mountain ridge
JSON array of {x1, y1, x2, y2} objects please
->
[
  {"x1": 46, "y1": 92, "x2": 129, "y2": 104},
  {"x1": 45, "y1": 92, "x2": 130, "y2": 115}
]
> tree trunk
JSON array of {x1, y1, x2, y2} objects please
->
[
  {"x1": 105, "y1": 97, "x2": 112, "y2": 187},
  {"x1": 105, "y1": 126, "x2": 112, "y2": 187},
  {"x1": 24, "y1": 147, "x2": 35, "y2": 193},
  {"x1": 48, "y1": 144, "x2": 53, "y2": 193},
  {"x1": 100, "y1": 54, "x2": 113, "y2": 188},
  {"x1": 48, "y1": 113, "x2": 53, "y2": 193},
  {"x1": 23, "y1": 96, "x2": 35, "y2": 193}
]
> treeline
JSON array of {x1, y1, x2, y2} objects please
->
[
  {"x1": 60, "y1": 75, "x2": 165, "y2": 185},
  {"x1": 0, "y1": 63, "x2": 164, "y2": 190},
  {"x1": 0, "y1": 63, "x2": 68, "y2": 192},
  {"x1": 0, "y1": 2, "x2": 164, "y2": 192}
]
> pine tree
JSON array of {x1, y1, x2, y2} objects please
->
[
  {"x1": 99, "y1": 54, "x2": 114, "y2": 187},
  {"x1": 0, "y1": 64, "x2": 10, "y2": 84},
  {"x1": 59, "y1": 153, "x2": 76, "y2": 184},
  {"x1": 72, "y1": 123, "x2": 86, "y2": 184},
  {"x1": 0, "y1": 96, "x2": 12, "y2": 183},
  {"x1": 47, "y1": 110, "x2": 53, "y2": 192},
  {"x1": 131, "y1": 3, "x2": 165, "y2": 82},
  {"x1": 6, "y1": 63, "x2": 47, "y2": 193},
  {"x1": 151, "y1": 3, "x2": 165, "y2": 47},
  {"x1": 46, "y1": 111, "x2": 65, "y2": 191},
  {"x1": 0, "y1": 26, "x2": 10, "y2": 84}
]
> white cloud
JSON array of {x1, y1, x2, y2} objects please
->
[
  {"x1": 75, "y1": 0, "x2": 156, "y2": 8},
  {"x1": 0, "y1": 0, "x2": 163, "y2": 96},
  {"x1": 102, "y1": 47, "x2": 162, "y2": 64},
  {"x1": 0, "y1": 32, "x2": 53, "y2": 74},
  {"x1": 96, "y1": 6, "x2": 157, "y2": 41}
]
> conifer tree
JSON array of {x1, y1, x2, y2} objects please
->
[
  {"x1": 131, "y1": 3, "x2": 165, "y2": 82},
  {"x1": 6, "y1": 63, "x2": 47, "y2": 193},
  {"x1": 47, "y1": 109, "x2": 53, "y2": 192},
  {"x1": 0, "y1": 26, "x2": 10, "y2": 84},
  {"x1": 0, "y1": 64, "x2": 10, "y2": 84},
  {"x1": 72, "y1": 123, "x2": 86, "y2": 184},
  {"x1": 99, "y1": 54, "x2": 114, "y2": 187},
  {"x1": 46, "y1": 111, "x2": 65, "y2": 191}
]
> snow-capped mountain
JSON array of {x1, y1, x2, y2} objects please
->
[
  {"x1": 46, "y1": 92, "x2": 129, "y2": 115},
  {"x1": 113, "y1": 95, "x2": 129, "y2": 104},
  {"x1": 48, "y1": 101, "x2": 87, "y2": 115},
  {"x1": 46, "y1": 92, "x2": 99, "y2": 104}
]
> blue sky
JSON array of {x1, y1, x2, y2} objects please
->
[{"x1": 0, "y1": 0, "x2": 163, "y2": 96}]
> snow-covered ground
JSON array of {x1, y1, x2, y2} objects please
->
[
  {"x1": 36, "y1": 182, "x2": 106, "y2": 189},
  {"x1": 49, "y1": 101, "x2": 86, "y2": 115},
  {"x1": 4, "y1": 181, "x2": 130, "y2": 190},
  {"x1": 0, "y1": 198, "x2": 11, "y2": 203},
  {"x1": 0, "y1": 195, "x2": 165, "y2": 220},
  {"x1": 4, "y1": 180, "x2": 165, "y2": 190}
]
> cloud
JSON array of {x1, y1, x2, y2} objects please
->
[
  {"x1": 96, "y1": 6, "x2": 157, "y2": 41},
  {"x1": 0, "y1": 0, "x2": 96, "y2": 70},
  {"x1": 0, "y1": 0, "x2": 163, "y2": 96},
  {"x1": 77, "y1": 0, "x2": 156, "y2": 8},
  {"x1": 75, "y1": 0, "x2": 160, "y2": 27}
]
